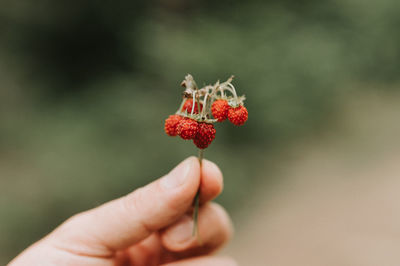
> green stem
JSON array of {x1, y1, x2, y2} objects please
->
[
  {"x1": 192, "y1": 149, "x2": 203, "y2": 242},
  {"x1": 191, "y1": 91, "x2": 197, "y2": 115},
  {"x1": 196, "y1": 95, "x2": 202, "y2": 118},
  {"x1": 176, "y1": 97, "x2": 186, "y2": 114},
  {"x1": 192, "y1": 191, "x2": 200, "y2": 236},
  {"x1": 198, "y1": 148, "x2": 204, "y2": 163}
]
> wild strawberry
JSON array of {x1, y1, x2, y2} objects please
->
[
  {"x1": 177, "y1": 118, "x2": 199, "y2": 140},
  {"x1": 164, "y1": 114, "x2": 184, "y2": 136},
  {"x1": 211, "y1": 99, "x2": 230, "y2": 122},
  {"x1": 182, "y1": 99, "x2": 203, "y2": 114},
  {"x1": 228, "y1": 105, "x2": 248, "y2": 126},
  {"x1": 193, "y1": 123, "x2": 216, "y2": 149}
]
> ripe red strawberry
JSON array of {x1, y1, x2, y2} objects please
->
[
  {"x1": 193, "y1": 123, "x2": 216, "y2": 149},
  {"x1": 228, "y1": 105, "x2": 248, "y2": 126},
  {"x1": 211, "y1": 99, "x2": 230, "y2": 122},
  {"x1": 177, "y1": 118, "x2": 199, "y2": 140},
  {"x1": 182, "y1": 99, "x2": 203, "y2": 114},
  {"x1": 164, "y1": 114, "x2": 184, "y2": 136}
]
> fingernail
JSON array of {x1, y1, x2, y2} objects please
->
[
  {"x1": 161, "y1": 158, "x2": 193, "y2": 189},
  {"x1": 167, "y1": 215, "x2": 193, "y2": 244}
]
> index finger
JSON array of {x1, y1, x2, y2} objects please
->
[
  {"x1": 46, "y1": 157, "x2": 223, "y2": 255},
  {"x1": 48, "y1": 157, "x2": 201, "y2": 254}
]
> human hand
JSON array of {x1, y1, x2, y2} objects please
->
[{"x1": 9, "y1": 157, "x2": 235, "y2": 266}]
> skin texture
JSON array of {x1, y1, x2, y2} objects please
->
[{"x1": 9, "y1": 157, "x2": 235, "y2": 266}]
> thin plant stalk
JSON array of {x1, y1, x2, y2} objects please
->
[{"x1": 192, "y1": 149, "x2": 203, "y2": 243}]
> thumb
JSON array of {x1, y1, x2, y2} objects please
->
[{"x1": 48, "y1": 157, "x2": 200, "y2": 253}]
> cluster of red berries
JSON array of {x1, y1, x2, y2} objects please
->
[
  {"x1": 211, "y1": 99, "x2": 248, "y2": 125},
  {"x1": 164, "y1": 75, "x2": 248, "y2": 149},
  {"x1": 165, "y1": 108, "x2": 217, "y2": 149}
]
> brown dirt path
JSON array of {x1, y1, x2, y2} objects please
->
[{"x1": 223, "y1": 91, "x2": 400, "y2": 266}]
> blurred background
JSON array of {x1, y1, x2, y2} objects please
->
[{"x1": 1, "y1": 0, "x2": 400, "y2": 264}]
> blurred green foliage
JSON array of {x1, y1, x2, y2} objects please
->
[{"x1": 1, "y1": 0, "x2": 400, "y2": 263}]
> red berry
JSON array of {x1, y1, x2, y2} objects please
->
[
  {"x1": 211, "y1": 99, "x2": 230, "y2": 122},
  {"x1": 228, "y1": 105, "x2": 248, "y2": 126},
  {"x1": 182, "y1": 99, "x2": 202, "y2": 114},
  {"x1": 164, "y1": 114, "x2": 184, "y2": 136},
  {"x1": 193, "y1": 123, "x2": 216, "y2": 149},
  {"x1": 177, "y1": 118, "x2": 199, "y2": 140}
]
